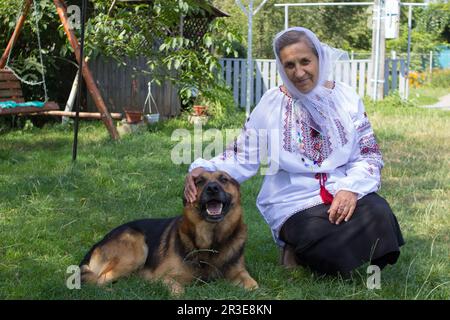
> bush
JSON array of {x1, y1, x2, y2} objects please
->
[
  {"x1": 429, "y1": 69, "x2": 450, "y2": 88},
  {"x1": 201, "y1": 84, "x2": 238, "y2": 120},
  {"x1": 363, "y1": 92, "x2": 417, "y2": 111},
  {"x1": 408, "y1": 69, "x2": 450, "y2": 89}
]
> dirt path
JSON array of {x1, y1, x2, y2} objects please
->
[{"x1": 422, "y1": 93, "x2": 450, "y2": 111}]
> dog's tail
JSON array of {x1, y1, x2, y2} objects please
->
[
  {"x1": 78, "y1": 228, "x2": 149, "y2": 285},
  {"x1": 79, "y1": 246, "x2": 120, "y2": 285}
]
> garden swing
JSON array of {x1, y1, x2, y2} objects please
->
[
  {"x1": 0, "y1": 0, "x2": 59, "y2": 116},
  {"x1": 0, "y1": 0, "x2": 119, "y2": 140}
]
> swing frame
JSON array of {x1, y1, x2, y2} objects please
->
[{"x1": 0, "y1": 0, "x2": 119, "y2": 140}]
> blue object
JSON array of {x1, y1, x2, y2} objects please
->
[
  {"x1": 0, "y1": 101, "x2": 45, "y2": 109},
  {"x1": 437, "y1": 47, "x2": 450, "y2": 69},
  {"x1": 437, "y1": 46, "x2": 450, "y2": 69}
]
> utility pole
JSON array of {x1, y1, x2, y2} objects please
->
[{"x1": 370, "y1": 0, "x2": 386, "y2": 101}]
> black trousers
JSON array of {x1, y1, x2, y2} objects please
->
[{"x1": 279, "y1": 193, "x2": 405, "y2": 277}]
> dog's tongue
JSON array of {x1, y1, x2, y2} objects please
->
[{"x1": 206, "y1": 201, "x2": 223, "y2": 216}]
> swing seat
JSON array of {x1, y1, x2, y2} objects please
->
[{"x1": 0, "y1": 69, "x2": 59, "y2": 116}]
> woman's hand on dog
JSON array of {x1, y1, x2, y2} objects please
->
[
  {"x1": 327, "y1": 190, "x2": 358, "y2": 225},
  {"x1": 185, "y1": 167, "x2": 206, "y2": 203}
]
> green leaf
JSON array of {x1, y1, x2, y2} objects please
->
[{"x1": 204, "y1": 36, "x2": 212, "y2": 48}]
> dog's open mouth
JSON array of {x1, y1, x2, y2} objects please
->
[{"x1": 205, "y1": 200, "x2": 223, "y2": 220}]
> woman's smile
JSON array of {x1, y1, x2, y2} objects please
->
[{"x1": 279, "y1": 41, "x2": 319, "y2": 93}]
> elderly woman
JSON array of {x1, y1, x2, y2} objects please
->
[{"x1": 184, "y1": 27, "x2": 404, "y2": 277}]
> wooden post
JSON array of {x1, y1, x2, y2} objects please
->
[
  {"x1": 53, "y1": 0, "x2": 120, "y2": 140},
  {"x1": 0, "y1": 0, "x2": 33, "y2": 69},
  {"x1": 39, "y1": 111, "x2": 123, "y2": 119}
]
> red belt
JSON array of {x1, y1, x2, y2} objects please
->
[{"x1": 315, "y1": 173, "x2": 334, "y2": 205}]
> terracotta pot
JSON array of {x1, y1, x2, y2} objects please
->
[
  {"x1": 193, "y1": 105, "x2": 207, "y2": 116},
  {"x1": 124, "y1": 110, "x2": 143, "y2": 124}
]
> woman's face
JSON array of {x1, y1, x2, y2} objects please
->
[{"x1": 279, "y1": 41, "x2": 319, "y2": 93}]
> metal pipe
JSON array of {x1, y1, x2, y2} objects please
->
[
  {"x1": 401, "y1": 3, "x2": 429, "y2": 6},
  {"x1": 253, "y1": 0, "x2": 268, "y2": 15},
  {"x1": 275, "y1": 2, "x2": 373, "y2": 7},
  {"x1": 405, "y1": 4, "x2": 412, "y2": 100},
  {"x1": 429, "y1": 51, "x2": 433, "y2": 74},
  {"x1": 72, "y1": 0, "x2": 87, "y2": 161},
  {"x1": 246, "y1": 0, "x2": 253, "y2": 117},
  {"x1": 284, "y1": 5, "x2": 288, "y2": 29}
]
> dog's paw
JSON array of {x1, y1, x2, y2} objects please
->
[
  {"x1": 242, "y1": 277, "x2": 259, "y2": 291},
  {"x1": 163, "y1": 277, "x2": 185, "y2": 296},
  {"x1": 169, "y1": 282, "x2": 185, "y2": 296},
  {"x1": 232, "y1": 274, "x2": 259, "y2": 291}
]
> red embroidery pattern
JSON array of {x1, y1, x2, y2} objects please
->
[
  {"x1": 333, "y1": 118, "x2": 348, "y2": 146},
  {"x1": 299, "y1": 118, "x2": 332, "y2": 166},
  {"x1": 282, "y1": 93, "x2": 294, "y2": 152},
  {"x1": 359, "y1": 133, "x2": 381, "y2": 158},
  {"x1": 280, "y1": 86, "x2": 332, "y2": 166},
  {"x1": 355, "y1": 118, "x2": 371, "y2": 132}
]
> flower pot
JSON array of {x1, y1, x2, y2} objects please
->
[
  {"x1": 193, "y1": 105, "x2": 207, "y2": 116},
  {"x1": 124, "y1": 110, "x2": 143, "y2": 124}
]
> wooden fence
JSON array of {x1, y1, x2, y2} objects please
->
[
  {"x1": 219, "y1": 58, "x2": 407, "y2": 107},
  {"x1": 86, "y1": 56, "x2": 180, "y2": 118},
  {"x1": 384, "y1": 58, "x2": 407, "y2": 97}
]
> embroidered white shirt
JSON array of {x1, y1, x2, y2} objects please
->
[{"x1": 189, "y1": 82, "x2": 383, "y2": 246}]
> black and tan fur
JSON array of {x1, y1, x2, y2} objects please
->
[{"x1": 79, "y1": 171, "x2": 258, "y2": 295}]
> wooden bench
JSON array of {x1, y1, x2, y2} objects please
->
[{"x1": 0, "y1": 69, "x2": 59, "y2": 116}]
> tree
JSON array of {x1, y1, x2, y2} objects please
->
[
  {"x1": 212, "y1": 0, "x2": 373, "y2": 59},
  {"x1": 0, "y1": 0, "x2": 241, "y2": 112},
  {"x1": 0, "y1": 0, "x2": 75, "y2": 102},
  {"x1": 386, "y1": 2, "x2": 450, "y2": 70}
]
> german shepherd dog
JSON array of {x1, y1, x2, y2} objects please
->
[{"x1": 79, "y1": 171, "x2": 258, "y2": 295}]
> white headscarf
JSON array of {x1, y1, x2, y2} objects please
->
[{"x1": 273, "y1": 27, "x2": 354, "y2": 156}]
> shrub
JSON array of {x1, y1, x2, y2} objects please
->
[
  {"x1": 200, "y1": 84, "x2": 238, "y2": 120},
  {"x1": 408, "y1": 69, "x2": 450, "y2": 89},
  {"x1": 429, "y1": 69, "x2": 450, "y2": 88}
]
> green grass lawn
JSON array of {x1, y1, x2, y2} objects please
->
[
  {"x1": 409, "y1": 87, "x2": 450, "y2": 106},
  {"x1": 0, "y1": 90, "x2": 449, "y2": 300}
]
